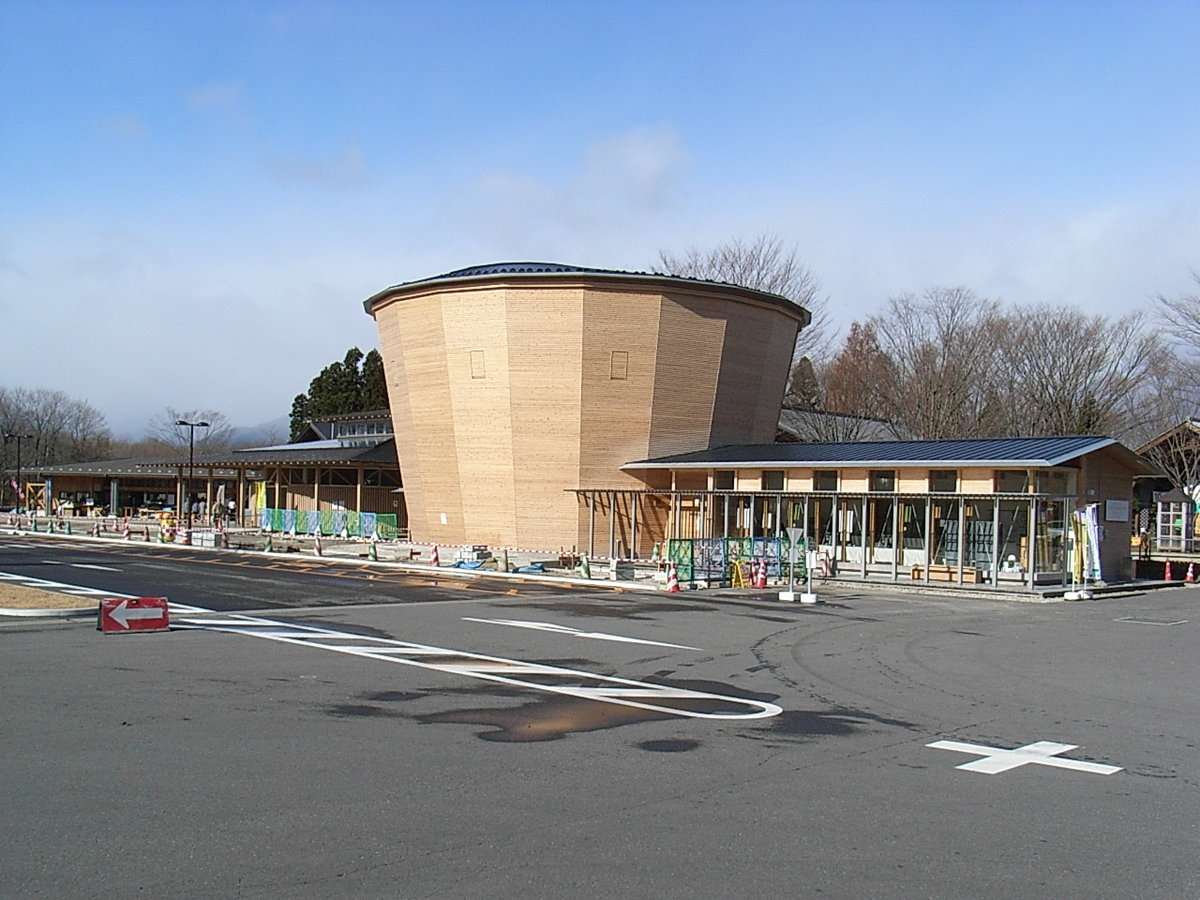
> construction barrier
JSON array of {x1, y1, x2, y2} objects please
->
[
  {"x1": 257, "y1": 508, "x2": 399, "y2": 539},
  {"x1": 667, "y1": 536, "x2": 808, "y2": 587}
]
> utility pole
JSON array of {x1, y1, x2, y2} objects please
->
[
  {"x1": 176, "y1": 419, "x2": 209, "y2": 530},
  {"x1": 4, "y1": 433, "x2": 33, "y2": 513}
]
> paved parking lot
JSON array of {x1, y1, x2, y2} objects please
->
[{"x1": 1, "y1": 536, "x2": 1197, "y2": 898}]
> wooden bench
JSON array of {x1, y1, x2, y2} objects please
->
[{"x1": 910, "y1": 564, "x2": 982, "y2": 584}]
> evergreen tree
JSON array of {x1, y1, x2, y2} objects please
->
[
  {"x1": 360, "y1": 350, "x2": 389, "y2": 410},
  {"x1": 289, "y1": 347, "x2": 389, "y2": 439}
]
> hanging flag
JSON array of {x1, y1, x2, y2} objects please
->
[{"x1": 1083, "y1": 503, "x2": 1102, "y2": 581}]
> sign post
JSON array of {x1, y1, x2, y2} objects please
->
[
  {"x1": 98, "y1": 597, "x2": 170, "y2": 634},
  {"x1": 779, "y1": 527, "x2": 804, "y2": 602}
]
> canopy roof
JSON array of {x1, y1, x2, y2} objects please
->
[{"x1": 625, "y1": 435, "x2": 1154, "y2": 472}]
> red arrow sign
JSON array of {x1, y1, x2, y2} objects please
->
[{"x1": 98, "y1": 597, "x2": 169, "y2": 634}]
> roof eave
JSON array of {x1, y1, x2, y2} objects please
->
[
  {"x1": 622, "y1": 438, "x2": 1123, "y2": 471},
  {"x1": 363, "y1": 266, "x2": 811, "y2": 326}
]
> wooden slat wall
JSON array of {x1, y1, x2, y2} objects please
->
[
  {"x1": 382, "y1": 291, "x2": 467, "y2": 541},
  {"x1": 318, "y1": 486, "x2": 356, "y2": 511},
  {"x1": 710, "y1": 299, "x2": 799, "y2": 447},
  {"x1": 578, "y1": 287, "x2": 660, "y2": 489},
  {"x1": 647, "y1": 294, "x2": 725, "y2": 458},
  {"x1": 508, "y1": 287, "x2": 585, "y2": 548},
  {"x1": 442, "y1": 289, "x2": 515, "y2": 545},
  {"x1": 376, "y1": 302, "x2": 427, "y2": 533},
  {"x1": 361, "y1": 486, "x2": 405, "y2": 526}
]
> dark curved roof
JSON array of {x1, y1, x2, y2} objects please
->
[
  {"x1": 363, "y1": 261, "x2": 811, "y2": 324},
  {"x1": 433, "y1": 262, "x2": 609, "y2": 278}
]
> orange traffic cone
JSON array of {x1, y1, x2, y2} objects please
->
[
  {"x1": 755, "y1": 558, "x2": 768, "y2": 589},
  {"x1": 666, "y1": 562, "x2": 681, "y2": 593},
  {"x1": 1187, "y1": 562, "x2": 1195, "y2": 584},
  {"x1": 430, "y1": 544, "x2": 440, "y2": 567},
  {"x1": 1164, "y1": 559, "x2": 1173, "y2": 582}
]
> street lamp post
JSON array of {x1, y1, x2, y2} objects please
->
[
  {"x1": 176, "y1": 420, "x2": 209, "y2": 531},
  {"x1": 4, "y1": 433, "x2": 33, "y2": 514}
]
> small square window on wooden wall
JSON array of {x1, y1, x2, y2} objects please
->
[
  {"x1": 814, "y1": 470, "x2": 838, "y2": 491},
  {"x1": 869, "y1": 469, "x2": 895, "y2": 491},
  {"x1": 929, "y1": 469, "x2": 958, "y2": 492},
  {"x1": 610, "y1": 350, "x2": 629, "y2": 380},
  {"x1": 470, "y1": 349, "x2": 485, "y2": 379},
  {"x1": 761, "y1": 470, "x2": 785, "y2": 491}
]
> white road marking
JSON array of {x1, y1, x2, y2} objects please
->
[
  {"x1": 174, "y1": 611, "x2": 779, "y2": 720},
  {"x1": 927, "y1": 739, "x2": 1122, "y2": 775},
  {"x1": 72, "y1": 563, "x2": 121, "y2": 571},
  {"x1": 0, "y1": 571, "x2": 212, "y2": 614},
  {"x1": 0, "y1": 571, "x2": 133, "y2": 599},
  {"x1": 461, "y1": 617, "x2": 702, "y2": 650}
]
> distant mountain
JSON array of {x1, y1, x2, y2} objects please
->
[{"x1": 230, "y1": 416, "x2": 290, "y2": 449}]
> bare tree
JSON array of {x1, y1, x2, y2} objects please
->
[
  {"x1": 992, "y1": 306, "x2": 1164, "y2": 439},
  {"x1": 865, "y1": 288, "x2": 1006, "y2": 439},
  {"x1": 146, "y1": 408, "x2": 235, "y2": 455},
  {"x1": 0, "y1": 387, "x2": 111, "y2": 467},
  {"x1": 656, "y1": 233, "x2": 832, "y2": 366},
  {"x1": 1157, "y1": 270, "x2": 1200, "y2": 351},
  {"x1": 1137, "y1": 420, "x2": 1200, "y2": 499},
  {"x1": 1152, "y1": 271, "x2": 1200, "y2": 436}
]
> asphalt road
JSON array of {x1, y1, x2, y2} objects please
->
[
  {"x1": 1, "y1": 535, "x2": 1196, "y2": 898},
  {"x1": 0, "y1": 536, "x2": 581, "y2": 610}
]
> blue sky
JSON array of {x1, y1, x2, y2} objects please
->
[{"x1": 3, "y1": 0, "x2": 1198, "y2": 436}]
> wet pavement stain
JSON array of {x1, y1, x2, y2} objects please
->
[
  {"x1": 741, "y1": 707, "x2": 917, "y2": 742},
  {"x1": 499, "y1": 599, "x2": 716, "y2": 619},
  {"x1": 327, "y1": 704, "x2": 400, "y2": 718},
  {"x1": 638, "y1": 739, "x2": 701, "y2": 753},
  {"x1": 415, "y1": 695, "x2": 676, "y2": 742},
  {"x1": 361, "y1": 690, "x2": 425, "y2": 703}
]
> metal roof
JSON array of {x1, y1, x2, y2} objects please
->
[
  {"x1": 195, "y1": 439, "x2": 399, "y2": 467},
  {"x1": 28, "y1": 457, "x2": 184, "y2": 478},
  {"x1": 362, "y1": 261, "x2": 811, "y2": 325},
  {"x1": 33, "y1": 440, "x2": 400, "y2": 475},
  {"x1": 625, "y1": 436, "x2": 1140, "y2": 469}
]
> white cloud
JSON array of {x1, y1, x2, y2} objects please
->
[
  {"x1": 264, "y1": 139, "x2": 371, "y2": 188},
  {"x1": 185, "y1": 80, "x2": 245, "y2": 112},
  {"x1": 95, "y1": 112, "x2": 148, "y2": 143},
  {"x1": 569, "y1": 124, "x2": 691, "y2": 217},
  {"x1": 439, "y1": 124, "x2": 691, "y2": 261}
]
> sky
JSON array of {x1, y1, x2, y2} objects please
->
[{"x1": 2, "y1": 0, "x2": 1199, "y2": 438}]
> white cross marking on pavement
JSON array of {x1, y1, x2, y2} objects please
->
[{"x1": 927, "y1": 739, "x2": 1122, "y2": 775}]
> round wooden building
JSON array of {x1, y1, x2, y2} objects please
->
[{"x1": 364, "y1": 263, "x2": 811, "y2": 551}]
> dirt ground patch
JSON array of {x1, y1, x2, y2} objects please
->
[{"x1": 0, "y1": 583, "x2": 95, "y2": 610}]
